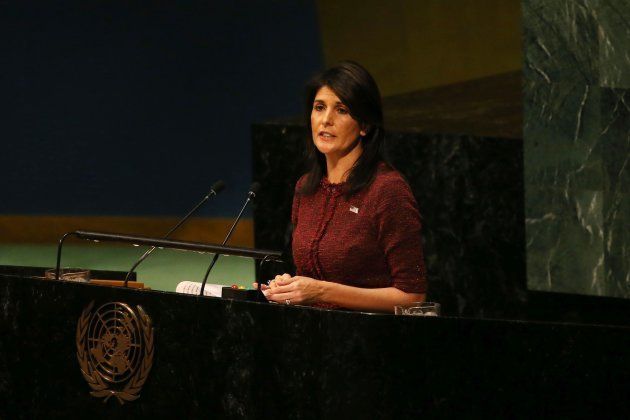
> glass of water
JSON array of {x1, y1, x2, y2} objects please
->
[{"x1": 394, "y1": 302, "x2": 441, "y2": 316}]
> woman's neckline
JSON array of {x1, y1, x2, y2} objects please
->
[
  {"x1": 320, "y1": 177, "x2": 346, "y2": 196},
  {"x1": 322, "y1": 177, "x2": 346, "y2": 186}
]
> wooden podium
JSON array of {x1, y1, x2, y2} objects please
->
[{"x1": 2, "y1": 266, "x2": 630, "y2": 418}]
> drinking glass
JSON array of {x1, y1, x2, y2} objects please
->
[{"x1": 394, "y1": 302, "x2": 440, "y2": 316}]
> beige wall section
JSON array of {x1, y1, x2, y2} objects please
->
[
  {"x1": 316, "y1": 0, "x2": 522, "y2": 95},
  {"x1": 0, "y1": 216, "x2": 254, "y2": 247}
]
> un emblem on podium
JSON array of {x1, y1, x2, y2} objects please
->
[{"x1": 76, "y1": 301, "x2": 154, "y2": 404}]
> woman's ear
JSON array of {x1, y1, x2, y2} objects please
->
[{"x1": 360, "y1": 124, "x2": 369, "y2": 137}]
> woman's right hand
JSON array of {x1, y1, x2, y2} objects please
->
[{"x1": 252, "y1": 273, "x2": 292, "y2": 299}]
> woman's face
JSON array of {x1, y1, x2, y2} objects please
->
[{"x1": 310, "y1": 86, "x2": 366, "y2": 159}]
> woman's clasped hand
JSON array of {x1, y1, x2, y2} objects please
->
[{"x1": 254, "y1": 274, "x2": 323, "y2": 305}]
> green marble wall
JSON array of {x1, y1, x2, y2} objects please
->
[{"x1": 523, "y1": 0, "x2": 630, "y2": 297}]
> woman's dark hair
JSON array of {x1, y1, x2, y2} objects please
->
[{"x1": 300, "y1": 60, "x2": 385, "y2": 198}]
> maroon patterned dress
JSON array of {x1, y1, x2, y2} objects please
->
[{"x1": 291, "y1": 164, "x2": 427, "y2": 306}]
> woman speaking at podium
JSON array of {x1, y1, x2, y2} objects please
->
[{"x1": 261, "y1": 61, "x2": 427, "y2": 313}]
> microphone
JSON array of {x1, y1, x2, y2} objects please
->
[
  {"x1": 199, "y1": 182, "x2": 260, "y2": 296},
  {"x1": 123, "y1": 180, "x2": 226, "y2": 287}
]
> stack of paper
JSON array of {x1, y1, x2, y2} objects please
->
[{"x1": 175, "y1": 281, "x2": 224, "y2": 297}]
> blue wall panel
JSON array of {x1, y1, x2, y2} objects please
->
[{"x1": 1, "y1": 1, "x2": 322, "y2": 217}]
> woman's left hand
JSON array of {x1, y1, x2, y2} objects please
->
[{"x1": 265, "y1": 276, "x2": 325, "y2": 305}]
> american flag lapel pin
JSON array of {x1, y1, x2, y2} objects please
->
[{"x1": 349, "y1": 205, "x2": 359, "y2": 214}]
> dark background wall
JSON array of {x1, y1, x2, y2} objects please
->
[{"x1": 1, "y1": 1, "x2": 322, "y2": 217}]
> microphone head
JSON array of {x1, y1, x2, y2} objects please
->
[
  {"x1": 210, "y1": 180, "x2": 226, "y2": 195},
  {"x1": 248, "y1": 182, "x2": 261, "y2": 199}
]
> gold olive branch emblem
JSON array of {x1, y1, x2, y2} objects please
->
[{"x1": 76, "y1": 301, "x2": 154, "y2": 404}]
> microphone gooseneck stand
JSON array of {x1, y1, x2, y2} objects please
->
[
  {"x1": 199, "y1": 183, "x2": 260, "y2": 296},
  {"x1": 123, "y1": 180, "x2": 226, "y2": 287}
]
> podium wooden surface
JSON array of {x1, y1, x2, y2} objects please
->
[{"x1": 2, "y1": 268, "x2": 630, "y2": 418}]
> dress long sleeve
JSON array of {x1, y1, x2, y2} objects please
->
[{"x1": 371, "y1": 175, "x2": 427, "y2": 293}]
